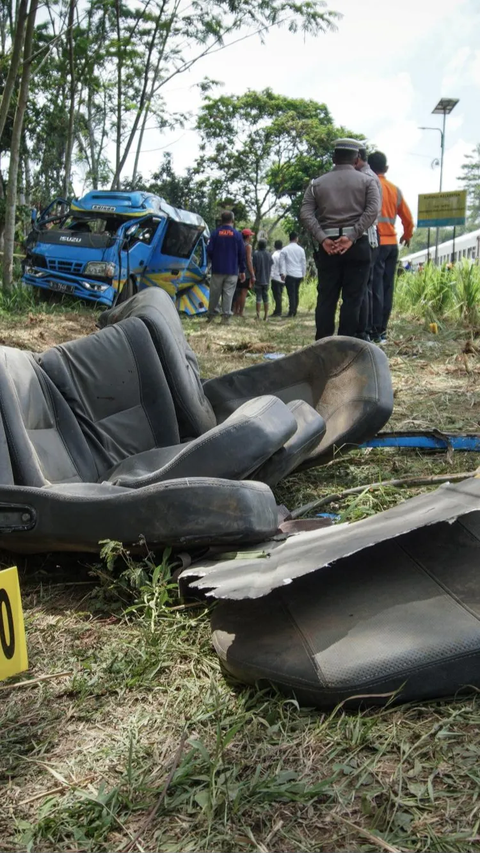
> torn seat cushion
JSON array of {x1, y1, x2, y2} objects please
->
[
  {"x1": 98, "y1": 288, "x2": 216, "y2": 438},
  {"x1": 211, "y1": 510, "x2": 480, "y2": 708}
]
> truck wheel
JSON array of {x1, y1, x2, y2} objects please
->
[{"x1": 116, "y1": 276, "x2": 137, "y2": 305}]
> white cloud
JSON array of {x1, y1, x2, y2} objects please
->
[{"x1": 441, "y1": 46, "x2": 472, "y2": 91}]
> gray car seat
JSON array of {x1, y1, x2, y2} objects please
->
[
  {"x1": 211, "y1": 511, "x2": 480, "y2": 708},
  {"x1": 0, "y1": 318, "x2": 304, "y2": 489},
  {"x1": 99, "y1": 289, "x2": 393, "y2": 468},
  {"x1": 0, "y1": 316, "x2": 292, "y2": 552},
  {"x1": 209, "y1": 478, "x2": 480, "y2": 709}
]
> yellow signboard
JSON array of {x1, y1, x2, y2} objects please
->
[
  {"x1": 417, "y1": 190, "x2": 467, "y2": 227},
  {"x1": 0, "y1": 566, "x2": 28, "y2": 681}
]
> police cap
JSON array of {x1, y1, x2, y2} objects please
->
[{"x1": 334, "y1": 137, "x2": 362, "y2": 153}]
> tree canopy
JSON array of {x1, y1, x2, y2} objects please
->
[{"x1": 196, "y1": 88, "x2": 360, "y2": 234}]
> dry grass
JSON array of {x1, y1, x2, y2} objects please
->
[{"x1": 2, "y1": 287, "x2": 480, "y2": 851}]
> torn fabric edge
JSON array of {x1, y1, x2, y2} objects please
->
[{"x1": 179, "y1": 477, "x2": 480, "y2": 600}]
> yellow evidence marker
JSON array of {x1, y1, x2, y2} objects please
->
[{"x1": 0, "y1": 566, "x2": 28, "y2": 681}]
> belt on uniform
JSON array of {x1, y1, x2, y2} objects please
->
[{"x1": 323, "y1": 227, "x2": 369, "y2": 239}]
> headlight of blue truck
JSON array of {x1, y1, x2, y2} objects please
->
[{"x1": 84, "y1": 262, "x2": 115, "y2": 278}]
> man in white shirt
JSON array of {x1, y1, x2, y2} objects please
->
[
  {"x1": 279, "y1": 232, "x2": 307, "y2": 318},
  {"x1": 270, "y1": 239, "x2": 284, "y2": 317}
]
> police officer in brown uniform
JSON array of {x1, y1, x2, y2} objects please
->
[{"x1": 300, "y1": 138, "x2": 380, "y2": 340}]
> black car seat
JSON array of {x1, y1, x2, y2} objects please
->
[{"x1": 0, "y1": 476, "x2": 279, "y2": 554}]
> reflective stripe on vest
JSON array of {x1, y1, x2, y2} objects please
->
[{"x1": 378, "y1": 186, "x2": 402, "y2": 225}]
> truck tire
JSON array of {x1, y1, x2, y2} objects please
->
[{"x1": 116, "y1": 276, "x2": 137, "y2": 305}]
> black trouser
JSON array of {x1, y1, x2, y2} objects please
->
[
  {"x1": 357, "y1": 246, "x2": 378, "y2": 337},
  {"x1": 285, "y1": 276, "x2": 302, "y2": 316},
  {"x1": 271, "y1": 279, "x2": 284, "y2": 315},
  {"x1": 372, "y1": 243, "x2": 399, "y2": 336},
  {"x1": 315, "y1": 236, "x2": 371, "y2": 340}
]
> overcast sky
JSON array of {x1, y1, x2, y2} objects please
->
[{"x1": 128, "y1": 0, "x2": 480, "y2": 226}]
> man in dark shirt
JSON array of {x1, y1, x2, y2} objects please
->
[
  {"x1": 253, "y1": 239, "x2": 273, "y2": 321},
  {"x1": 300, "y1": 138, "x2": 380, "y2": 340},
  {"x1": 206, "y1": 210, "x2": 246, "y2": 324}
]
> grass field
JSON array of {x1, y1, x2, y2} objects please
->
[{"x1": 2, "y1": 283, "x2": 480, "y2": 852}]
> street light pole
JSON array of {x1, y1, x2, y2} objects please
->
[
  {"x1": 439, "y1": 109, "x2": 446, "y2": 193},
  {"x1": 419, "y1": 98, "x2": 458, "y2": 264}
]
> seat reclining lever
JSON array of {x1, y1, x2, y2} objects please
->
[{"x1": 0, "y1": 503, "x2": 36, "y2": 532}]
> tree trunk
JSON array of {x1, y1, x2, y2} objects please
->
[
  {"x1": 0, "y1": 171, "x2": 5, "y2": 253},
  {"x1": 110, "y1": 11, "x2": 162, "y2": 189},
  {"x1": 0, "y1": 0, "x2": 28, "y2": 144},
  {"x1": 112, "y1": 0, "x2": 123, "y2": 190},
  {"x1": 2, "y1": 0, "x2": 38, "y2": 291},
  {"x1": 63, "y1": 0, "x2": 76, "y2": 198}
]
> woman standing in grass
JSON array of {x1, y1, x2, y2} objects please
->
[{"x1": 233, "y1": 229, "x2": 255, "y2": 316}]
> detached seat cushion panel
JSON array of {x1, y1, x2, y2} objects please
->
[
  {"x1": 0, "y1": 347, "x2": 98, "y2": 486},
  {"x1": 0, "y1": 478, "x2": 279, "y2": 554},
  {"x1": 98, "y1": 289, "x2": 216, "y2": 439},
  {"x1": 204, "y1": 337, "x2": 393, "y2": 466},
  {"x1": 104, "y1": 396, "x2": 299, "y2": 487},
  {"x1": 211, "y1": 511, "x2": 480, "y2": 708},
  {"x1": 37, "y1": 317, "x2": 180, "y2": 478}
]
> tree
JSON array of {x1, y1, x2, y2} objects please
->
[
  {"x1": 196, "y1": 89, "x2": 360, "y2": 235},
  {"x1": 2, "y1": 0, "x2": 38, "y2": 290},
  {"x1": 459, "y1": 143, "x2": 480, "y2": 226},
  {"x1": 106, "y1": 0, "x2": 339, "y2": 188},
  {"x1": 0, "y1": 0, "x2": 28, "y2": 142}
]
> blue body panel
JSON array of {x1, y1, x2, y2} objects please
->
[{"x1": 362, "y1": 433, "x2": 480, "y2": 452}]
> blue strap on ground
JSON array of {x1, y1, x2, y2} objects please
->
[{"x1": 362, "y1": 433, "x2": 480, "y2": 451}]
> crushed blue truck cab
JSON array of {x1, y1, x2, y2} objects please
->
[{"x1": 22, "y1": 191, "x2": 210, "y2": 314}]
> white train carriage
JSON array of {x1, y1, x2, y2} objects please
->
[{"x1": 402, "y1": 228, "x2": 480, "y2": 269}]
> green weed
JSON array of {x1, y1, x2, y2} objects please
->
[{"x1": 395, "y1": 263, "x2": 480, "y2": 327}]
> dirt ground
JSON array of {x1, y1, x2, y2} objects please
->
[{"x1": 2, "y1": 296, "x2": 480, "y2": 853}]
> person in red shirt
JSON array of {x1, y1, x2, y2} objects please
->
[{"x1": 368, "y1": 151, "x2": 414, "y2": 343}]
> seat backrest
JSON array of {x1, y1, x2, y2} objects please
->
[
  {"x1": 36, "y1": 317, "x2": 180, "y2": 478},
  {"x1": 0, "y1": 347, "x2": 98, "y2": 486},
  {"x1": 203, "y1": 337, "x2": 393, "y2": 465},
  {"x1": 98, "y1": 288, "x2": 216, "y2": 438}
]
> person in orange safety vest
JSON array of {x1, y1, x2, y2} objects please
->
[{"x1": 368, "y1": 151, "x2": 414, "y2": 343}]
